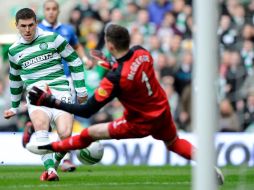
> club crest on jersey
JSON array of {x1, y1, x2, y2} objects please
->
[
  {"x1": 39, "y1": 42, "x2": 48, "y2": 50},
  {"x1": 97, "y1": 87, "x2": 108, "y2": 97}
]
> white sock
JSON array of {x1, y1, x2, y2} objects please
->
[
  {"x1": 35, "y1": 130, "x2": 55, "y2": 170},
  {"x1": 35, "y1": 130, "x2": 50, "y2": 144},
  {"x1": 48, "y1": 167, "x2": 57, "y2": 174}
]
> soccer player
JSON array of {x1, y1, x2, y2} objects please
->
[
  {"x1": 4, "y1": 8, "x2": 87, "y2": 181},
  {"x1": 39, "y1": 0, "x2": 93, "y2": 72},
  {"x1": 35, "y1": 0, "x2": 92, "y2": 172},
  {"x1": 27, "y1": 24, "x2": 224, "y2": 185}
]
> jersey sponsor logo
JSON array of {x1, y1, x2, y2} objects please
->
[
  {"x1": 39, "y1": 42, "x2": 48, "y2": 50},
  {"x1": 127, "y1": 55, "x2": 150, "y2": 80},
  {"x1": 22, "y1": 52, "x2": 54, "y2": 68},
  {"x1": 97, "y1": 87, "x2": 108, "y2": 97}
]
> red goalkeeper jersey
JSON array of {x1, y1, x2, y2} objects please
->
[{"x1": 93, "y1": 46, "x2": 169, "y2": 123}]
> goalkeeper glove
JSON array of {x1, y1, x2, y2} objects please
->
[
  {"x1": 89, "y1": 49, "x2": 112, "y2": 70},
  {"x1": 28, "y1": 86, "x2": 56, "y2": 108}
]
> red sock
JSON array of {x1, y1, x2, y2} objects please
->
[
  {"x1": 167, "y1": 137, "x2": 194, "y2": 160},
  {"x1": 52, "y1": 128, "x2": 94, "y2": 152}
]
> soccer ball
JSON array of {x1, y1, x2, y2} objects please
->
[{"x1": 76, "y1": 141, "x2": 104, "y2": 165}]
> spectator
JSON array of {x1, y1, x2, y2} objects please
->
[
  {"x1": 147, "y1": 35, "x2": 163, "y2": 65},
  {"x1": 237, "y1": 90, "x2": 254, "y2": 130},
  {"x1": 225, "y1": 51, "x2": 247, "y2": 108},
  {"x1": 218, "y1": 15, "x2": 238, "y2": 50},
  {"x1": 161, "y1": 77, "x2": 179, "y2": 119},
  {"x1": 130, "y1": 31, "x2": 145, "y2": 47},
  {"x1": 219, "y1": 99, "x2": 241, "y2": 132},
  {"x1": 240, "y1": 40, "x2": 254, "y2": 75},
  {"x1": 163, "y1": 34, "x2": 183, "y2": 68},
  {"x1": 156, "y1": 53, "x2": 175, "y2": 78},
  {"x1": 174, "y1": 50, "x2": 192, "y2": 95},
  {"x1": 147, "y1": 0, "x2": 172, "y2": 26},
  {"x1": 172, "y1": 0, "x2": 187, "y2": 34},
  {"x1": 177, "y1": 84, "x2": 192, "y2": 132},
  {"x1": 129, "y1": 8, "x2": 156, "y2": 41},
  {"x1": 157, "y1": 11, "x2": 181, "y2": 45}
]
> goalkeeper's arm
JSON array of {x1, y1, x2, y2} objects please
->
[
  {"x1": 55, "y1": 96, "x2": 112, "y2": 118},
  {"x1": 28, "y1": 86, "x2": 115, "y2": 118}
]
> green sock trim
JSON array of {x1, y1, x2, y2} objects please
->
[
  {"x1": 54, "y1": 152, "x2": 67, "y2": 162},
  {"x1": 44, "y1": 159, "x2": 55, "y2": 170}
]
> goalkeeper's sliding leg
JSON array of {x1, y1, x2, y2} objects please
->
[{"x1": 27, "y1": 119, "x2": 224, "y2": 185}]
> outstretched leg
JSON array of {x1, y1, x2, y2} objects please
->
[
  {"x1": 51, "y1": 128, "x2": 94, "y2": 152},
  {"x1": 165, "y1": 137, "x2": 193, "y2": 160},
  {"x1": 165, "y1": 137, "x2": 224, "y2": 185}
]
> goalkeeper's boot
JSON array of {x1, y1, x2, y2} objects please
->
[
  {"x1": 22, "y1": 121, "x2": 34, "y2": 148},
  {"x1": 61, "y1": 159, "x2": 76, "y2": 172},
  {"x1": 215, "y1": 167, "x2": 224, "y2": 185},
  {"x1": 26, "y1": 143, "x2": 53, "y2": 155}
]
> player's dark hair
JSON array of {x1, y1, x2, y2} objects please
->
[
  {"x1": 105, "y1": 24, "x2": 130, "y2": 51},
  {"x1": 16, "y1": 8, "x2": 37, "y2": 23}
]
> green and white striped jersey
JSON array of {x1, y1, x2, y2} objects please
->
[{"x1": 8, "y1": 28, "x2": 86, "y2": 109}]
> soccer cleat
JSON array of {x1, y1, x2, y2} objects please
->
[
  {"x1": 40, "y1": 170, "x2": 59, "y2": 181},
  {"x1": 22, "y1": 121, "x2": 34, "y2": 148},
  {"x1": 26, "y1": 142, "x2": 54, "y2": 155},
  {"x1": 215, "y1": 167, "x2": 224, "y2": 185},
  {"x1": 47, "y1": 170, "x2": 59, "y2": 181},
  {"x1": 40, "y1": 171, "x2": 48, "y2": 181},
  {"x1": 61, "y1": 160, "x2": 76, "y2": 172}
]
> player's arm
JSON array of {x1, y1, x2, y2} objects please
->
[
  {"x1": 4, "y1": 52, "x2": 24, "y2": 119},
  {"x1": 28, "y1": 76, "x2": 117, "y2": 118},
  {"x1": 73, "y1": 43, "x2": 93, "y2": 69},
  {"x1": 68, "y1": 26, "x2": 93, "y2": 69},
  {"x1": 55, "y1": 34, "x2": 88, "y2": 103}
]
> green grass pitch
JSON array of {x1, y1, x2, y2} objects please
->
[{"x1": 0, "y1": 165, "x2": 253, "y2": 190}]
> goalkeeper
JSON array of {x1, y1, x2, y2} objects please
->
[{"x1": 27, "y1": 24, "x2": 224, "y2": 185}]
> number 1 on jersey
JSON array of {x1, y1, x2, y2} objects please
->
[{"x1": 142, "y1": 71, "x2": 153, "y2": 96}]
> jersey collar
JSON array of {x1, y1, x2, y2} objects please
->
[
  {"x1": 116, "y1": 49, "x2": 134, "y2": 63},
  {"x1": 41, "y1": 19, "x2": 62, "y2": 29}
]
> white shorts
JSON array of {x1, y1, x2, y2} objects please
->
[{"x1": 27, "y1": 89, "x2": 74, "y2": 128}]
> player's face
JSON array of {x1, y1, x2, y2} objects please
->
[
  {"x1": 16, "y1": 18, "x2": 37, "y2": 42},
  {"x1": 44, "y1": 1, "x2": 59, "y2": 25}
]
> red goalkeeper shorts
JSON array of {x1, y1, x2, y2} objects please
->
[{"x1": 108, "y1": 107, "x2": 177, "y2": 142}]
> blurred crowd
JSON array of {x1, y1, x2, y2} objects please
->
[{"x1": 0, "y1": 0, "x2": 254, "y2": 133}]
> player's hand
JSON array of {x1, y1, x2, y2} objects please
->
[
  {"x1": 28, "y1": 86, "x2": 56, "y2": 108},
  {"x1": 3, "y1": 109, "x2": 16, "y2": 119},
  {"x1": 84, "y1": 58, "x2": 95, "y2": 70},
  {"x1": 77, "y1": 88, "x2": 88, "y2": 104},
  {"x1": 77, "y1": 96, "x2": 87, "y2": 104},
  {"x1": 89, "y1": 49, "x2": 111, "y2": 70}
]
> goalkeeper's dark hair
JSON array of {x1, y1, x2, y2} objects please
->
[
  {"x1": 105, "y1": 23, "x2": 130, "y2": 51},
  {"x1": 16, "y1": 8, "x2": 37, "y2": 23}
]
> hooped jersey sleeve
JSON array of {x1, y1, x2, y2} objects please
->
[
  {"x1": 55, "y1": 34, "x2": 87, "y2": 97},
  {"x1": 8, "y1": 52, "x2": 24, "y2": 109}
]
